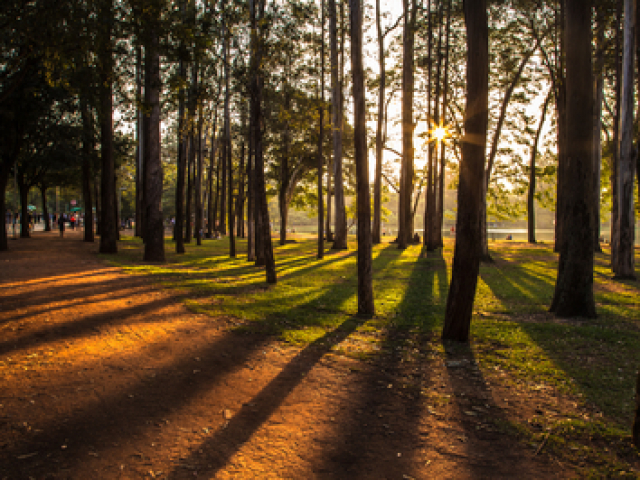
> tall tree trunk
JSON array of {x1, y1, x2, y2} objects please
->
[
  {"x1": 442, "y1": 0, "x2": 488, "y2": 342},
  {"x1": 436, "y1": 0, "x2": 452, "y2": 249},
  {"x1": 225, "y1": 34, "x2": 235, "y2": 258},
  {"x1": 236, "y1": 107, "x2": 246, "y2": 239},
  {"x1": 549, "y1": 0, "x2": 596, "y2": 318},
  {"x1": 611, "y1": 0, "x2": 623, "y2": 264},
  {"x1": 135, "y1": 45, "x2": 144, "y2": 238},
  {"x1": 330, "y1": 0, "x2": 347, "y2": 249},
  {"x1": 247, "y1": 122, "x2": 255, "y2": 260},
  {"x1": 593, "y1": 7, "x2": 606, "y2": 253},
  {"x1": 317, "y1": 0, "x2": 326, "y2": 259},
  {"x1": 373, "y1": 0, "x2": 385, "y2": 245},
  {"x1": 195, "y1": 92, "x2": 204, "y2": 246},
  {"x1": 528, "y1": 92, "x2": 551, "y2": 244},
  {"x1": 185, "y1": 135, "x2": 194, "y2": 242},
  {"x1": 99, "y1": 0, "x2": 117, "y2": 254},
  {"x1": 349, "y1": 0, "x2": 374, "y2": 315},
  {"x1": 207, "y1": 120, "x2": 218, "y2": 238},
  {"x1": 80, "y1": 97, "x2": 94, "y2": 242},
  {"x1": 250, "y1": 0, "x2": 276, "y2": 283},
  {"x1": 18, "y1": 175, "x2": 30, "y2": 238},
  {"x1": 325, "y1": 156, "x2": 333, "y2": 242},
  {"x1": 615, "y1": 0, "x2": 636, "y2": 279},
  {"x1": 142, "y1": 19, "x2": 165, "y2": 262},
  {"x1": 399, "y1": 0, "x2": 416, "y2": 249},
  {"x1": 175, "y1": 47, "x2": 187, "y2": 253},
  {"x1": 94, "y1": 175, "x2": 101, "y2": 236},
  {"x1": 40, "y1": 185, "x2": 51, "y2": 232}
]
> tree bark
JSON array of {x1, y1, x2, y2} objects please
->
[
  {"x1": 349, "y1": 0, "x2": 374, "y2": 315},
  {"x1": 614, "y1": 0, "x2": 636, "y2": 279},
  {"x1": 175, "y1": 45, "x2": 187, "y2": 253},
  {"x1": 80, "y1": 98, "x2": 94, "y2": 242},
  {"x1": 194, "y1": 66, "x2": 203, "y2": 247},
  {"x1": 329, "y1": 0, "x2": 347, "y2": 249},
  {"x1": 373, "y1": 0, "x2": 385, "y2": 245},
  {"x1": 398, "y1": 0, "x2": 416, "y2": 249},
  {"x1": 39, "y1": 185, "x2": 51, "y2": 232},
  {"x1": 442, "y1": 0, "x2": 488, "y2": 342},
  {"x1": 135, "y1": 45, "x2": 143, "y2": 239},
  {"x1": 225, "y1": 34, "x2": 235, "y2": 258},
  {"x1": 98, "y1": 0, "x2": 117, "y2": 254},
  {"x1": 611, "y1": 0, "x2": 623, "y2": 265},
  {"x1": 250, "y1": 0, "x2": 276, "y2": 283},
  {"x1": 549, "y1": 0, "x2": 596, "y2": 318},
  {"x1": 142, "y1": 19, "x2": 165, "y2": 262}
]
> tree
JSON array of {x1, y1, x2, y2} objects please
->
[
  {"x1": 250, "y1": 0, "x2": 276, "y2": 283},
  {"x1": 98, "y1": 0, "x2": 118, "y2": 255},
  {"x1": 614, "y1": 0, "x2": 636, "y2": 279},
  {"x1": 397, "y1": 0, "x2": 417, "y2": 249},
  {"x1": 549, "y1": 0, "x2": 596, "y2": 318},
  {"x1": 349, "y1": 0, "x2": 374, "y2": 315},
  {"x1": 442, "y1": 0, "x2": 489, "y2": 342},
  {"x1": 329, "y1": 0, "x2": 347, "y2": 250},
  {"x1": 141, "y1": 0, "x2": 165, "y2": 262}
]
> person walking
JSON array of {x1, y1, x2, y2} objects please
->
[{"x1": 58, "y1": 214, "x2": 65, "y2": 238}]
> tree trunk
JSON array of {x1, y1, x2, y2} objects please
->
[
  {"x1": 325, "y1": 156, "x2": 333, "y2": 242},
  {"x1": 611, "y1": 0, "x2": 623, "y2": 265},
  {"x1": 436, "y1": 0, "x2": 452, "y2": 250},
  {"x1": 593, "y1": 8, "x2": 606, "y2": 254},
  {"x1": 330, "y1": 0, "x2": 347, "y2": 250},
  {"x1": 175, "y1": 47, "x2": 187, "y2": 253},
  {"x1": 442, "y1": 0, "x2": 488, "y2": 342},
  {"x1": 40, "y1": 185, "x2": 51, "y2": 232},
  {"x1": 225, "y1": 35, "x2": 235, "y2": 258},
  {"x1": 142, "y1": 20, "x2": 165, "y2": 262},
  {"x1": 250, "y1": 0, "x2": 276, "y2": 283},
  {"x1": 372, "y1": 0, "x2": 385, "y2": 245},
  {"x1": 185, "y1": 136, "x2": 193, "y2": 242},
  {"x1": 195, "y1": 103, "x2": 204, "y2": 247},
  {"x1": 528, "y1": 91, "x2": 551, "y2": 244},
  {"x1": 236, "y1": 113, "x2": 246, "y2": 239},
  {"x1": 247, "y1": 124, "x2": 255, "y2": 260},
  {"x1": 614, "y1": 0, "x2": 636, "y2": 279},
  {"x1": 317, "y1": 0, "x2": 326, "y2": 259},
  {"x1": 98, "y1": 0, "x2": 117, "y2": 254},
  {"x1": 94, "y1": 175, "x2": 101, "y2": 236},
  {"x1": 135, "y1": 44, "x2": 143, "y2": 238},
  {"x1": 80, "y1": 97, "x2": 94, "y2": 242},
  {"x1": 349, "y1": 0, "x2": 374, "y2": 315},
  {"x1": 207, "y1": 120, "x2": 218, "y2": 238},
  {"x1": 549, "y1": 0, "x2": 596, "y2": 318},
  {"x1": 398, "y1": 0, "x2": 416, "y2": 249}
]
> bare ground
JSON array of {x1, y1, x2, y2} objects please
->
[{"x1": 0, "y1": 231, "x2": 579, "y2": 479}]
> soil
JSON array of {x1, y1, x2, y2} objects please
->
[{"x1": 0, "y1": 230, "x2": 578, "y2": 479}]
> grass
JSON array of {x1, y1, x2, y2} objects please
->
[{"x1": 104, "y1": 234, "x2": 640, "y2": 475}]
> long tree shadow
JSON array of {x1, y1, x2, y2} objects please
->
[
  {"x1": 479, "y1": 247, "x2": 640, "y2": 428},
  {"x1": 0, "y1": 244, "x2": 393, "y2": 478},
  {"x1": 164, "y1": 245, "x2": 405, "y2": 477},
  {"x1": 303, "y1": 248, "x2": 448, "y2": 477}
]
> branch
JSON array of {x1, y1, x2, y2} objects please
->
[{"x1": 382, "y1": 173, "x2": 399, "y2": 193}]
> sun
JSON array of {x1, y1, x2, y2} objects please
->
[{"x1": 426, "y1": 120, "x2": 451, "y2": 144}]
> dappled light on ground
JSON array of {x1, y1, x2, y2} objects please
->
[{"x1": 0, "y1": 231, "x2": 638, "y2": 477}]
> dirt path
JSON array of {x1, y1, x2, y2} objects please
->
[{"x1": 0, "y1": 231, "x2": 573, "y2": 479}]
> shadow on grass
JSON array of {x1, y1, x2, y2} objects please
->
[
  {"x1": 478, "y1": 246, "x2": 640, "y2": 428},
  {"x1": 304, "y1": 248, "x2": 449, "y2": 477}
]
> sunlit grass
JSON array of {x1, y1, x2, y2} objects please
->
[{"x1": 107, "y1": 236, "x2": 640, "y2": 440}]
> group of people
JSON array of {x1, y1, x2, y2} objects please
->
[{"x1": 56, "y1": 213, "x2": 81, "y2": 237}]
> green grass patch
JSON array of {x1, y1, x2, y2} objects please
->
[{"x1": 106, "y1": 235, "x2": 640, "y2": 474}]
